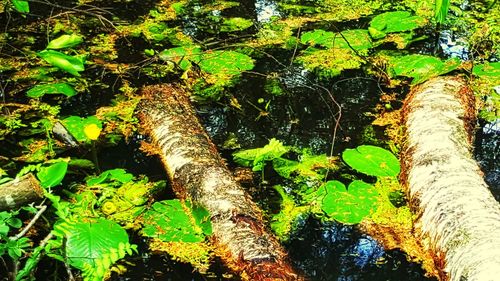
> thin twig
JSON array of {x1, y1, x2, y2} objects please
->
[{"x1": 12, "y1": 205, "x2": 48, "y2": 241}]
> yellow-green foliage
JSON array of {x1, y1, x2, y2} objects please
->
[
  {"x1": 297, "y1": 48, "x2": 365, "y2": 78},
  {"x1": 149, "y1": 239, "x2": 213, "y2": 273},
  {"x1": 369, "y1": 177, "x2": 413, "y2": 228}
]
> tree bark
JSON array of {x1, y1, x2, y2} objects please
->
[
  {"x1": 0, "y1": 174, "x2": 44, "y2": 210},
  {"x1": 137, "y1": 84, "x2": 300, "y2": 280},
  {"x1": 401, "y1": 76, "x2": 500, "y2": 281}
]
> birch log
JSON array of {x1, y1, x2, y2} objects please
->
[
  {"x1": 0, "y1": 174, "x2": 44, "y2": 210},
  {"x1": 137, "y1": 84, "x2": 300, "y2": 280},
  {"x1": 402, "y1": 76, "x2": 500, "y2": 281}
]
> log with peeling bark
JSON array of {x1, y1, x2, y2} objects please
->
[
  {"x1": 0, "y1": 173, "x2": 44, "y2": 210},
  {"x1": 401, "y1": 76, "x2": 500, "y2": 281},
  {"x1": 137, "y1": 84, "x2": 300, "y2": 280}
]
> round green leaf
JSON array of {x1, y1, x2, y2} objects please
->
[
  {"x1": 26, "y1": 83, "x2": 77, "y2": 98},
  {"x1": 198, "y1": 50, "x2": 254, "y2": 75},
  {"x1": 37, "y1": 50, "x2": 85, "y2": 76},
  {"x1": 321, "y1": 180, "x2": 378, "y2": 224},
  {"x1": 342, "y1": 145, "x2": 400, "y2": 177}
]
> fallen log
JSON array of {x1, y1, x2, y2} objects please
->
[
  {"x1": 137, "y1": 84, "x2": 300, "y2": 280},
  {"x1": 0, "y1": 174, "x2": 44, "y2": 211},
  {"x1": 402, "y1": 76, "x2": 500, "y2": 281}
]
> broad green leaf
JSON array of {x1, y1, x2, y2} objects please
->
[
  {"x1": 387, "y1": 54, "x2": 461, "y2": 84},
  {"x1": 12, "y1": 0, "x2": 29, "y2": 13},
  {"x1": 159, "y1": 46, "x2": 202, "y2": 71},
  {"x1": 61, "y1": 115, "x2": 102, "y2": 142},
  {"x1": 86, "y1": 169, "x2": 134, "y2": 186},
  {"x1": 142, "y1": 199, "x2": 211, "y2": 242},
  {"x1": 198, "y1": 50, "x2": 254, "y2": 75},
  {"x1": 37, "y1": 161, "x2": 68, "y2": 188},
  {"x1": 26, "y1": 83, "x2": 77, "y2": 98},
  {"x1": 369, "y1": 11, "x2": 427, "y2": 37},
  {"x1": 342, "y1": 145, "x2": 400, "y2": 177},
  {"x1": 320, "y1": 180, "x2": 378, "y2": 224},
  {"x1": 473, "y1": 62, "x2": 500, "y2": 79},
  {"x1": 37, "y1": 50, "x2": 85, "y2": 76},
  {"x1": 233, "y1": 138, "x2": 290, "y2": 171},
  {"x1": 46, "y1": 34, "x2": 84, "y2": 49},
  {"x1": 63, "y1": 219, "x2": 129, "y2": 270}
]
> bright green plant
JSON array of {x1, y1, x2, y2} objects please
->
[
  {"x1": 10, "y1": 0, "x2": 29, "y2": 13},
  {"x1": 46, "y1": 34, "x2": 84, "y2": 50},
  {"x1": 434, "y1": 0, "x2": 450, "y2": 24},
  {"x1": 369, "y1": 11, "x2": 427, "y2": 39},
  {"x1": 233, "y1": 138, "x2": 290, "y2": 171},
  {"x1": 37, "y1": 161, "x2": 69, "y2": 188}
]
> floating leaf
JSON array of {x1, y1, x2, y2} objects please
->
[
  {"x1": 142, "y1": 200, "x2": 211, "y2": 242},
  {"x1": 301, "y1": 29, "x2": 372, "y2": 51},
  {"x1": 387, "y1": 54, "x2": 460, "y2": 84},
  {"x1": 198, "y1": 50, "x2": 254, "y2": 75},
  {"x1": 159, "y1": 46, "x2": 202, "y2": 71},
  {"x1": 61, "y1": 115, "x2": 102, "y2": 142},
  {"x1": 26, "y1": 83, "x2": 77, "y2": 98},
  {"x1": 86, "y1": 169, "x2": 134, "y2": 186},
  {"x1": 12, "y1": 0, "x2": 29, "y2": 13},
  {"x1": 342, "y1": 145, "x2": 400, "y2": 177},
  {"x1": 37, "y1": 50, "x2": 85, "y2": 76},
  {"x1": 320, "y1": 180, "x2": 379, "y2": 224},
  {"x1": 233, "y1": 138, "x2": 290, "y2": 171},
  {"x1": 473, "y1": 62, "x2": 500, "y2": 79},
  {"x1": 37, "y1": 161, "x2": 68, "y2": 188},
  {"x1": 369, "y1": 11, "x2": 427, "y2": 38},
  {"x1": 46, "y1": 34, "x2": 84, "y2": 49}
]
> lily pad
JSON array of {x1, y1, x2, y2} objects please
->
[
  {"x1": 473, "y1": 62, "x2": 500, "y2": 79},
  {"x1": 198, "y1": 50, "x2": 254, "y2": 76},
  {"x1": 159, "y1": 46, "x2": 202, "y2": 71},
  {"x1": 342, "y1": 145, "x2": 400, "y2": 177},
  {"x1": 387, "y1": 54, "x2": 461, "y2": 84},
  {"x1": 369, "y1": 11, "x2": 427, "y2": 38},
  {"x1": 301, "y1": 29, "x2": 372, "y2": 51},
  {"x1": 320, "y1": 180, "x2": 379, "y2": 224}
]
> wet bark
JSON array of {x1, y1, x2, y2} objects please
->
[
  {"x1": 137, "y1": 84, "x2": 300, "y2": 280},
  {"x1": 401, "y1": 76, "x2": 500, "y2": 281},
  {"x1": 0, "y1": 174, "x2": 44, "y2": 211}
]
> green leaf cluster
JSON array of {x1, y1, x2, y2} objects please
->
[
  {"x1": 61, "y1": 115, "x2": 103, "y2": 142},
  {"x1": 385, "y1": 54, "x2": 461, "y2": 84}
]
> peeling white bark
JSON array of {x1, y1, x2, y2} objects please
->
[{"x1": 403, "y1": 76, "x2": 500, "y2": 281}]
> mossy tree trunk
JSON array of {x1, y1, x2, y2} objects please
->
[
  {"x1": 137, "y1": 84, "x2": 300, "y2": 280},
  {"x1": 402, "y1": 76, "x2": 500, "y2": 281}
]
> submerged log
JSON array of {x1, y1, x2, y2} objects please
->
[
  {"x1": 0, "y1": 174, "x2": 44, "y2": 210},
  {"x1": 137, "y1": 84, "x2": 300, "y2": 280},
  {"x1": 402, "y1": 76, "x2": 500, "y2": 281}
]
